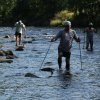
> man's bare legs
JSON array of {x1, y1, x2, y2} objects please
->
[
  {"x1": 19, "y1": 35, "x2": 22, "y2": 45},
  {"x1": 16, "y1": 35, "x2": 18, "y2": 46},
  {"x1": 58, "y1": 52, "x2": 62, "y2": 69}
]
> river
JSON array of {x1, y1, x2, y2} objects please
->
[{"x1": 0, "y1": 27, "x2": 100, "y2": 100}]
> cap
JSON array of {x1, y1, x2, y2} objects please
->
[
  {"x1": 19, "y1": 20, "x2": 22, "y2": 23},
  {"x1": 62, "y1": 20, "x2": 71, "y2": 26},
  {"x1": 89, "y1": 22, "x2": 93, "y2": 26}
]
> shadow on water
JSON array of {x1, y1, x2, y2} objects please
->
[{"x1": 57, "y1": 70, "x2": 72, "y2": 88}]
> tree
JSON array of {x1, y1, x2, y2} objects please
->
[
  {"x1": 12, "y1": 0, "x2": 68, "y2": 26},
  {"x1": 67, "y1": 0, "x2": 100, "y2": 26},
  {"x1": 0, "y1": 0, "x2": 17, "y2": 25}
]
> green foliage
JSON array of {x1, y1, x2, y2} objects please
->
[
  {"x1": 50, "y1": 10, "x2": 74, "y2": 26},
  {"x1": 0, "y1": 0, "x2": 100, "y2": 27},
  {"x1": 50, "y1": 19, "x2": 62, "y2": 26},
  {"x1": 11, "y1": 0, "x2": 68, "y2": 26},
  {"x1": 67, "y1": 0, "x2": 100, "y2": 27},
  {"x1": 0, "y1": 0, "x2": 17, "y2": 25}
]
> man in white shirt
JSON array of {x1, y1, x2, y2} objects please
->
[{"x1": 15, "y1": 20, "x2": 26, "y2": 46}]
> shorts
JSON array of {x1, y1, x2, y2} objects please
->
[
  {"x1": 58, "y1": 48, "x2": 71, "y2": 58},
  {"x1": 15, "y1": 32, "x2": 21, "y2": 37}
]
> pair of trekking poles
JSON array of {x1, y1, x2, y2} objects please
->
[{"x1": 40, "y1": 41, "x2": 83, "y2": 70}]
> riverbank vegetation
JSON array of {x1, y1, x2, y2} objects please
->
[{"x1": 0, "y1": 0, "x2": 100, "y2": 27}]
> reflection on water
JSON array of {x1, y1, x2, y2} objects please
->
[{"x1": 0, "y1": 27, "x2": 100, "y2": 100}]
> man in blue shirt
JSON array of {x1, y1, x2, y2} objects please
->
[{"x1": 51, "y1": 21, "x2": 80, "y2": 73}]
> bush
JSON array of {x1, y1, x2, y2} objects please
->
[
  {"x1": 50, "y1": 10, "x2": 74, "y2": 26},
  {"x1": 50, "y1": 19, "x2": 62, "y2": 26}
]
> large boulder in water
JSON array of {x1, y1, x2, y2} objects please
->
[
  {"x1": 0, "y1": 50, "x2": 17, "y2": 59},
  {"x1": 5, "y1": 50, "x2": 18, "y2": 59}
]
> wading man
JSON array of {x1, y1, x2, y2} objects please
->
[
  {"x1": 15, "y1": 20, "x2": 26, "y2": 46},
  {"x1": 51, "y1": 21, "x2": 80, "y2": 73},
  {"x1": 84, "y1": 22, "x2": 97, "y2": 51}
]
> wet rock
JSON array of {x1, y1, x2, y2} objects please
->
[
  {"x1": 40, "y1": 67, "x2": 54, "y2": 76},
  {"x1": 4, "y1": 50, "x2": 14, "y2": 55},
  {"x1": 0, "y1": 58, "x2": 13, "y2": 63},
  {"x1": 4, "y1": 35, "x2": 10, "y2": 38},
  {"x1": 0, "y1": 50, "x2": 5, "y2": 56},
  {"x1": 44, "y1": 62, "x2": 53, "y2": 66},
  {"x1": 31, "y1": 36, "x2": 35, "y2": 39},
  {"x1": 23, "y1": 41, "x2": 32, "y2": 43},
  {"x1": 0, "y1": 50, "x2": 17, "y2": 59},
  {"x1": 25, "y1": 73, "x2": 39, "y2": 78},
  {"x1": 16, "y1": 46, "x2": 24, "y2": 51},
  {"x1": 31, "y1": 38, "x2": 36, "y2": 41},
  {"x1": 6, "y1": 55, "x2": 18, "y2": 59},
  {"x1": 43, "y1": 33, "x2": 48, "y2": 35}
]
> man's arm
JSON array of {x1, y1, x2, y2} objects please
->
[
  {"x1": 51, "y1": 35, "x2": 59, "y2": 42},
  {"x1": 73, "y1": 30, "x2": 80, "y2": 42},
  {"x1": 15, "y1": 22, "x2": 18, "y2": 27},
  {"x1": 51, "y1": 31, "x2": 62, "y2": 42},
  {"x1": 22, "y1": 24, "x2": 26, "y2": 31},
  {"x1": 94, "y1": 28, "x2": 97, "y2": 33}
]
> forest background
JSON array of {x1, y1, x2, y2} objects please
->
[{"x1": 0, "y1": 0, "x2": 100, "y2": 27}]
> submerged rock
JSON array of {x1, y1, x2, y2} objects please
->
[
  {"x1": 25, "y1": 73, "x2": 39, "y2": 78},
  {"x1": 4, "y1": 35, "x2": 10, "y2": 38},
  {"x1": 6, "y1": 55, "x2": 18, "y2": 59},
  {"x1": 43, "y1": 33, "x2": 48, "y2": 35},
  {"x1": 23, "y1": 41, "x2": 32, "y2": 43},
  {"x1": 5, "y1": 50, "x2": 18, "y2": 59},
  {"x1": 40, "y1": 67, "x2": 55, "y2": 76},
  {"x1": 0, "y1": 58, "x2": 13, "y2": 63},
  {"x1": 44, "y1": 62, "x2": 53, "y2": 66}
]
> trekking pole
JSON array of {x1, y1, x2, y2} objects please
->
[
  {"x1": 23, "y1": 30, "x2": 28, "y2": 47},
  {"x1": 79, "y1": 42, "x2": 83, "y2": 70},
  {"x1": 83, "y1": 32, "x2": 85, "y2": 49},
  {"x1": 39, "y1": 42, "x2": 52, "y2": 70}
]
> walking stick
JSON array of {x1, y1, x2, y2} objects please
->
[
  {"x1": 83, "y1": 32, "x2": 85, "y2": 49},
  {"x1": 39, "y1": 42, "x2": 52, "y2": 70},
  {"x1": 79, "y1": 43, "x2": 83, "y2": 70},
  {"x1": 23, "y1": 30, "x2": 28, "y2": 47}
]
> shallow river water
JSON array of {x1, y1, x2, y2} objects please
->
[{"x1": 0, "y1": 27, "x2": 100, "y2": 100}]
